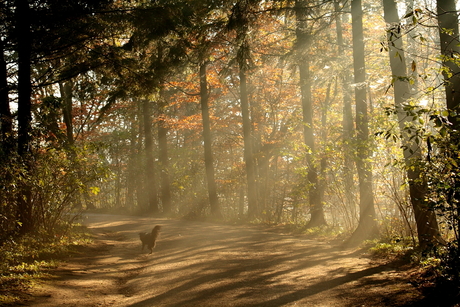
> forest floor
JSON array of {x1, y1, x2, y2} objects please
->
[{"x1": 20, "y1": 213, "x2": 433, "y2": 306}]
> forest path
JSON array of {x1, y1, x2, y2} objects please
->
[{"x1": 26, "y1": 213, "x2": 423, "y2": 306}]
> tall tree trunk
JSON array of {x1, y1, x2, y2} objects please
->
[
  {"x1": 126, "y1": 110, "x2": 138, "y2": 211},
  {"x1": 296, "y1": 0, "x2": 326, "y2": 227},
  {"x1": 16, "y1": 0, "x2": 33, "y2": 234},
  {"x1": 229, "y1": 0, "x2": 259, "y2": 219},
  {"x1": 437, "y1": 0, "x2": 460, "y2": 131},
  {"x1": 383, "y1": 0, "x2": 442, "y2": 249},
  {"x1": 143, "y1": 99, "x2": 159, "y2": 213},
  {"x1": 238, "y1": 40, "x2": 258, "y2": 219},
  {"x1": 16, "y1": 0, "x2": 32, "y2": 158},
  {"x1": 136, "y1": 100, "x2": 147, "y2": 210},
  {"x1": 436, "y1": 0, "x2": 460, "y2": 247},
  {"x1": 158, "y1": 109, "x2": 171, "y2": 214},
  {"x1": 199, "y1": 62, "x2": 221, "y2": 218},
  {"x1": 335, "y1": 0, "x2": 358, "y2": 227},
  {"x1": 319, "y1": 81, "x2": 333, "y2": 216},
  {"x1": 0, "y1": 39, "x2": 12, "y2": 152},
  {"x1": 59, "y1": 80, "x2": 74, "y2": 146},
  {"x1": 347, "y1": 0, "x2": 378, "y2": 244}
]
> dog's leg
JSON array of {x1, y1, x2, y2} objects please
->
[{"x1": 148, "y1": 241, "x2": 156, "y2": 254}]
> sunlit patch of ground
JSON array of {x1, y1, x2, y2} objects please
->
[{"x1": 25, "y1": 213, "x2": 424, "y2": 307}]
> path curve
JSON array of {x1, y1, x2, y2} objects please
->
[{"x1": 27, "y1": 213, "x2": 422, "y2": 306}]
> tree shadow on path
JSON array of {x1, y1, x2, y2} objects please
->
[{"x1": 27, "y1": 213, "x2": 425, "y2": 307}]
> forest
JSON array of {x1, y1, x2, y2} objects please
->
[{"x1": 1, "y1": 0, "x2": 460, "y2": 300}]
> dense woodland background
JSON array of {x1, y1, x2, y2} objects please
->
[{"x1": 1, "y1": 0, "x2": 460, "y2": 289}]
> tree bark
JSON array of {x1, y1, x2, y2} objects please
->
[
  {"x1": 437, "y1": 0, "x2": 460, "y2": 131},
  {"x1": 143, "y1": 99, "x2": 159, "y2": 213},
  {"x1": 199, "y1": 63, "x2": 221, "y2": 218},
  {"x1": 17, "y1": 0, "x2": 32, "y2": 158},
  {"x1": 158, "y1": 110, "x2": 171, "y2": 214},
  {"x1": 0, "y1": 39, "x2": 12, "y2": 152},
  {"x1": 319, "y1": 81, "x2": 332, "y2": 220},
  {"x1": 239, "y1": 48, "x2": 258, "y2": 219},
  {"x1": 383, "y1": 0, "x2": 442, "y2": 249},
  {"x1": 295, "y1": 0, "x2": 326, "y2": 227},
  {"x1": 126, "y1": 109, "x2": 138, "y2": 211},
  {"x1": 59, "y1": 80, "x2": 74, "y2": 146},
  {"x1": 347, "y1": 0, "x2": 378, "y2": 244},
  {"x1": 16, "y1": 0, "x2": 33, "y2": 234},
  {"x1": 335, "y1": 0, "x2": 358, "y2": 228}
]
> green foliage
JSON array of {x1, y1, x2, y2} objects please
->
[
  {"x1": 421, "y1": 110, "x2": 460, "y2": 293},
  {"x1": 28, "y1": 145, "x2": 109, "y2": 234},
  {"x1": 0, "y1": 154, "x2": 24, "y2": 239},
  {"x1": 366, "y1": 237, "x2": 415, "y2": 259},
  {"x1": 438, "y1": 242, "x2": 460, "y2": 288},
  {"x1": 426, "y1": 132, "x2": 460, "y2": 241},
  {"x1": 0, "y1": 142, "x2": 109, "y2": 241}
]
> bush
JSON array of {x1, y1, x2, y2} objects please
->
[{"x1": 0, "y1": 142, "x2": 109, "y2": 241}]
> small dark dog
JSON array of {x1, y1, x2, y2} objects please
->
[{"x1": 139, "y1": 225, "x2": 162, "y2": 254}]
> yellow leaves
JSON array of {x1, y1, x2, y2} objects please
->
[{"x1": 89, "y1": 186, "x2": 100, "y2": 195}]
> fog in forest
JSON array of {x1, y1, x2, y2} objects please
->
[{"x1": 1, "y1": 1, "x2": 460, "y2": 303}]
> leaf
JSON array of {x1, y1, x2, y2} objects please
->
[
  {"x1": 90, "y1": 186, "x2": 100, "y2": 195},
  {"x1": 403, "y1": 11, "x2": 414, "y2": 18},
  {"x1": 411, "y1": 60, "x2": 416, "y2": 72},
  {"x1": 440, "y1": 127, "x2": 447, "y2": 137}
]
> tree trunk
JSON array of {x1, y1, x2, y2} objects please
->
[
  {"x1": 143, "y1": 99, "x2": 159, "y2": 213},
  {"x1": 436, "y1": 0, "x2": 460, "y2": 248},
  {"x1": 158, "y1": 111, "x2": 171, "y2": 214},
  {"x1": 383, "y1": 0, "x2": 442, "y2": 249},
  {"x1": 335, "y1": 0, "x2": 358, "y2": 228},
  {"x1": 347, "y1": 0, "x2": 378, "y2": 245},
  {"x1": 437, "y1": 0, "x2": 460, "y2": 131},
  {"x1": 16, "y1": 0, "x2": 33, "y2": 234},
  {"x1": 126, "y1": 110, "x2": 138, "y2": 211},
  {"x1": 199, "y1": 63, "x2": 221, "y2": 218},
  {"x1": 59, "y1": 80, "x2": 74, "y2": 146},
  {"x1": 296, "y1": 0, "x2": 326, "y2": 227},
  {"x1": 239, "y1": 41, "x2": 258, "y2": 219},
  {"x1": 0, "y1": 39, "x2": 12, "y2": 152},
  {"x1": 319, "y1": 81, "x2": 333, "y2": 219},
  {"x1": 16, "y1": 0, "x2": 32, "y2": 158},
  {"x1": 136, "y1": 100, "x2": 147, "y2": 210}
]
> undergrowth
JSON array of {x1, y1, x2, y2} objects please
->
[
  {"x1": 0, "y1": 224, "x2": 92, "y2": 305},
  {"x1": 365, "y1": 237, "x2": 415, "y2": 260},
  {"x1": 366, "y1": 237, "x2": 460, "y2": 305}
]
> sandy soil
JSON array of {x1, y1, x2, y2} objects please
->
[{"x1": 23, "y1": 213, "x2": 425, "y2": 307}]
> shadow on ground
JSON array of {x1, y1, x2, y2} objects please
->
[{"x1": 27, "y1": 213, "x2": 425, "y2": 307}]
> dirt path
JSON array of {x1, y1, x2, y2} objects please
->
[{"x1": 25, "y1": 213, "x2": 423, "y2": 306}]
